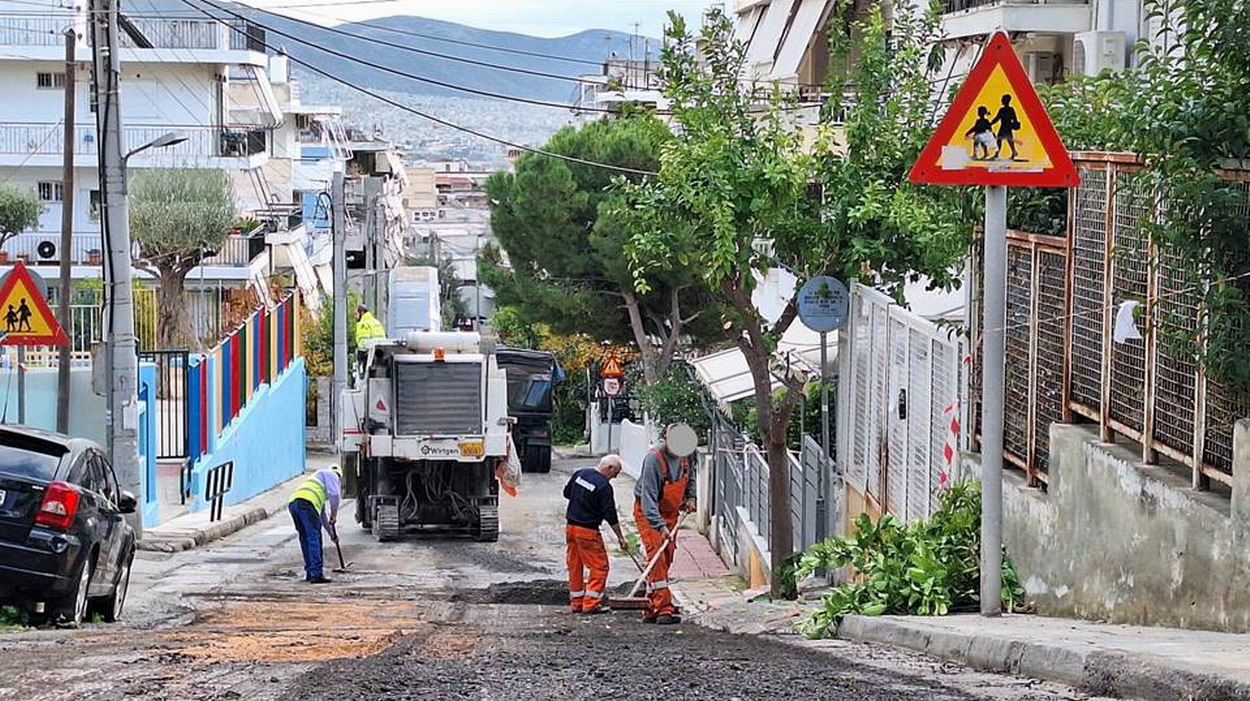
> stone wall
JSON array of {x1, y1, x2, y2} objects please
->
[{"x1": 969, "y1": 421, "x2": 1250, "y2": 632}]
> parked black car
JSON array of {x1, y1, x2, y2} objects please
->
[{"x1": 0, "y1": 426, "x2": 136, "y2": 627}]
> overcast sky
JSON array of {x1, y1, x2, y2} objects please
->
[{"x1": 247, "y1": 0, "x2": 720, "y2": 37}]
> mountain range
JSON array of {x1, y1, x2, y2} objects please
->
[{"x1": 245, "y1": 11, "x2": 658, "y2": 104}]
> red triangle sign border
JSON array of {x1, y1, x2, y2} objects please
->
[
  {"x1": 909, "y1": 31, "x2": 1079, "y2": 188},
  {"x1": 0, "y1": 260, "x2": 70, "y2": 346}
]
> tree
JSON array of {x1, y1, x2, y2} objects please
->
[
  {"x1": 482, "y1": 114, "x2": 723, "y2": 384},
  {"x1": 130, "y1": 169, "x2": 234, "y2": 348},
  {"x1": 0, "y1": 184, "x2": 43, "y2": 248},
  {"x1": 627, "y1": 6, "x2": 971, "y2": 595}
]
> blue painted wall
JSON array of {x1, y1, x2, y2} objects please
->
[
  {"x1": 187, "y1": 358, "x2": 307, "y2": 511},
  {"x1": 137, "y1": 363, "x2": 159, "y2": 528}
]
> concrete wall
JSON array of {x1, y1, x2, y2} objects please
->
[
  {"x1": 975, "y1": 422, "x2": 1250, "y2": 632},
  {"x1": 0, "y1": 366, "x2": 105, "y2": 444},
  {"x1": 188, "y1": 358, "x2": 306, "y2": 511}
]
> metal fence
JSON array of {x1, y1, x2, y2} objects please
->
[
  {"x1": 969, "y1": 153, "x2": 1250, "y2": 490},
  {"x1": 708, "y1": 411, "x2": 838, "y2": 568},
  {"x1": 137, "y1": 350, "x2": 189, "y2": 460},
  {"x1": 838, "y1": 283, "x2": 963, "y2": 522}
]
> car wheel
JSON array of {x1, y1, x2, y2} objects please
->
[
  {"x1": 56, "y1": 555, "x2": 94, "y2": 628},
  {"x1": 100, "y1": 549, "x2": 132, "y2": 623}
]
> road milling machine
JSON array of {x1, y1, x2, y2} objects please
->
[{"x1": 341, "y1": 331, "x2": 509, "y2": 542}]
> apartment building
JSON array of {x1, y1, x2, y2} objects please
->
[
  {"x1": 731, "y1": 0, "x2": 1143, "y2": 104},
  {"x1": 0, "y1": 1, "x2": 283, "y2": 267}
]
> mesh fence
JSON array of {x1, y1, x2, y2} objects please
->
[
  {"x1": 1004, "y1": 245, "x2": 1034, "y2": 465},
  {"x1": 1033, "y1": 249, "x2": 1068, "y2": 475},
  {"x1": 842, "y1": 284, "x2": 962, "y2": 522},
  {"x1": 1108, "y1": 174, "x2": 1151, "y2": 431},
  {"x1": 1070, "y1": 167, "x2": 1108, "y2": 411}
]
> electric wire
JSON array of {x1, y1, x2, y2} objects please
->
[{"x1": 179, "y1": 0, "x2": 660, "y2": 175}]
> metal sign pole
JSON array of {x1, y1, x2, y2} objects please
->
[
  {"x1": 17, "y1": 346, "x2": 24, "y2": 425},
  {"x1": 817, "y1": 330, "x2": 829, "y2": 542},
  {"x1": 606, "y1": 386, "x2": 613, "y2": 454},
  {"x1": 980, "y1": 185, "x2": 1007, "y2": 616}
]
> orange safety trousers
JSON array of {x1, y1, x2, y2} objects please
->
[
  {"x1": 633, "y1": 450, "x2": 690, "y2": 619},
  {"x1": 565, "y1": 525, "x2": 609, "y2": 612}
]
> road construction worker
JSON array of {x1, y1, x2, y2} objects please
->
[
  {"x1": 288, "y1": 465, "x2": 342, "y2": 584},
  {"x1": 633, "y1": 424, "x2": 698, "y2": 625},
  {"x1": 564, "y1": 454, "x2": 628, "y2": 614},
  {"x1": 355, "y1": 304, "x2": 385, "y2": 343}
]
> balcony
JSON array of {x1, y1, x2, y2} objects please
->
[
  {"x1": 0, "y1": 14, "x2": 265, "y2": 65},
  {"x1": 941, "y1": 0, "x2": 1090, "y2": 40},
  {"x1": 0, "y1": 123, "x2": 269, "y2": 169},
  {"x1": 0, "y1": 233, "x2": 103, "y2": 266},
  {"x1": 0, "y1": 232, "x2": 265, "y2": 269}
]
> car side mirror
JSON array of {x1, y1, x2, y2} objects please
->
[{"x1": 117, "y1": 491, "x2": 138, "y2": 515}]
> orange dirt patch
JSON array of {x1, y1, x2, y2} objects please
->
[{"x1": 172, "y1": 598, "x2": 430, "y2": 663}]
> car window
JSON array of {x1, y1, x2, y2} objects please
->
[
  {"x1": 0, "y1": 435, "x2": 68, "y2": 481},
  {"x1": 79, "y1": 452, "x2": 105, "y2": 496},
  {"x1": 100, "y1": 455, "x2": 120, "y2": 505},
  {"x1": 89, "y1": 453, "x2": 117, "y2": 506}
]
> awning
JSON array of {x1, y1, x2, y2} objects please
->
[
  {"x1": 746, "y1": 0, "x2": 796, "y2": 71},
  {"x1": 772, "y1": 0, "x2": 831, "y2": 83},
  {"x1": 692, "y1": 348, "x2": 774, "y2": 403}
]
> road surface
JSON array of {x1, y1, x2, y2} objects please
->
[{"x1": 0, "y1": 455, "x2": 1097, "y2": 700}]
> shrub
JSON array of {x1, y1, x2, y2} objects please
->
[{"x1": 795, "y1": 481, "x2": 1025, "y2": 638}]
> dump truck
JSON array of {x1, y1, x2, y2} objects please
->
[
  {"x1": 495, "y1": 348, "x2": 562, "y2": 473},
  {"x1": 340, "y1": 331, "x2": 508, "y2": 542}
]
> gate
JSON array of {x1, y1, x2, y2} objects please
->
[{"x1": 138, "y1": 349, "x2": 189, "y2": 460}]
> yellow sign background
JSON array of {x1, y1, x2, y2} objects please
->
[
  {"x1": 937, "y1": 66, "x2": 1055, "y2": 173},
  {"x1": 0, "y1": 276, "x2": 57, "y2": 339}
]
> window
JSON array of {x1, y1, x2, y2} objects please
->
[
  {"x1": 37, "y1": 181, "x2": 63, "y2": 202},
  {"x1": 36, "y1": 72, "x2": 66, "y2": 89},
  {"x1": 89, "y1": 190, "x2": 102, "y2": 220}
]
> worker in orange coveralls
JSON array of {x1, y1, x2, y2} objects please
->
[
  {"x1": 633, "y1": 423, "x2": 699, "y2": 625},
  {"x1": 563, "y1": 454, "x2": 627, "y2": 614}
]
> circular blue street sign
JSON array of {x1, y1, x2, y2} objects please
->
[{"x1": 796, "y1": 276, "x2": 850, "y2": 333}]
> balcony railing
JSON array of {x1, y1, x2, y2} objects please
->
[
  {"x1": 0, "y1": 15, "x2": 263, "y2": 51},
  {"x1": 942, "y1": 0, "x2": 1086, "y2": 12},
  {"x1": 201, "y1": 235, "x2": 263, "y2": 267},
  {"x1": 1, "y1": 233, "x2": 103, "y2": 265},
  {"x1": 0, "y1": 123, "x2": 268, "y2": 161}
]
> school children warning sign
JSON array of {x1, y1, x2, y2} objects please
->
[
  {"x1": 910, "y1": 31, "x2": 1078, "y2": 188},
  {"x1": 0, "y1": 261, "x2": 68, "y2": 346}
]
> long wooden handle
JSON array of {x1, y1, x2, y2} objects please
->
[{"x1": 627, "y1": 514, "x2": 687, "y2": 598}]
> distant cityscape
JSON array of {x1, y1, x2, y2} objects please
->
[{"x1": 298, "y1": 72, "x2": 572, "y2": 168}]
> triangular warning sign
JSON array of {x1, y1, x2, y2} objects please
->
[
  {"x1": 601, "y1": 356, "x2": 623, "y2": 378},
  {"x1": 0, "y1": 261, "x2": 69, "y2": 346},
  {"x1": 910, "y1": 31, "x2": 1078, "y2": 188}
]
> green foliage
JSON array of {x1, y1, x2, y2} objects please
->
[
  {"x1": 490, "y1": 305, "x2": 542, "y2": 349},
  {"x1": 0, "y1": 604, "x2": 28, "y2": 629},
  {"x1": 130, "y1": 169, "x2": 234, "y2": 266},
  {"x1": 633, "y1": 363, "x2": 711, "y2": 439},
  {"x1": 483, "y1": 114, "x2": 721, "y2": 382},
  {"x1": 795, "y1": 482, "x2": 1025, "y2": 638},
  {"x1": 1028, "y1": 0, "x2": 1250, "y2": 391},
  {"x1": 0, "y1": 184, "x2": 43, "y2": 243},
  {"x1": 813, "y1": 2, "x2": 975, "y2": 296},
  {"x1": 303, "y1": 290, "x2": 360, "y2": 377}
]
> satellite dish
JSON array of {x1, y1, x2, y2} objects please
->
[{"x1": 665, "y1": 423, "x2": 698, "y2": 458}]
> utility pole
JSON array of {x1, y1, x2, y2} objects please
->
[
  {"x1": 331, "y1": 171, "x2": 347, "y2": 451},
  {"x1": 56, "y1": 27, "x2": 76, "y2": 434},
  {"x1": 91, "y1": 0, "x2": 141, "y2": 528}
]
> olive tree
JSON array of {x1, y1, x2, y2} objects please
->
[
  {"x1": 130, "y1": 169, "x2": 234, "y2": 348},
  {"x1": 0, "y1": 184, "x2": 44, "y2": 248}
]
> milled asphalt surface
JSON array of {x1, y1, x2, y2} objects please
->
[{"x1": 0, "y1": 454, "x2": 1098, "y2": 700}]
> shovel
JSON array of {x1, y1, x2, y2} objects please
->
[{"x1": 330, "y1": 526, "x2": 352, "y2": 573}]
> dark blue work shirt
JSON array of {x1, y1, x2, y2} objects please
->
[{"x1": 563, "y1": 468, "x2": 619, "y2": 529}]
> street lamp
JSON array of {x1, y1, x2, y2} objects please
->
[
  {"x1": 123, "y1": 130, "x2": 188, "y2": 162},
  {"x1": 101, "y1": 128, "x2": 188, "y2": 537}
]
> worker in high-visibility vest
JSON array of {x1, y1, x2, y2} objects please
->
[
  {"x1": 355, "y1": 304, "x2": 385, "y2": 343},
  {"x1": 288, "y1": 465, "x2": 342, "y2": 584}
]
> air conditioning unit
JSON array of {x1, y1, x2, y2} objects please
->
[
  {"x1": 1074, "y1": 31, "x2": 1127, "y2": 76},
  {"x1": 1022, "y1": 51, "x2": 1062, "y2": 85}
]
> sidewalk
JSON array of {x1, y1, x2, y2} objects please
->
[
  {"x1": 138, "y1": 453, "x2": 337, "y2": 553},
  {"x1": 670, "y1": 530, "x2": 1250, "y2": 701}
]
